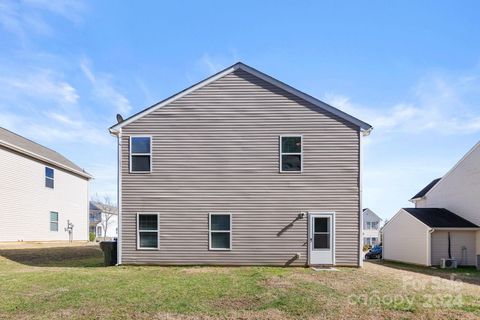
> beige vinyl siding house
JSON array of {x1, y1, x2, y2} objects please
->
[
  {"x1": 383, "y1": 142, "x2": 480, "y2": 267},
  {"x1": 0, "y1": 128, "x2": 91, "y2": 242},
  {"x1": 110, "y1": 62, "x2": 372, "y2": 266},
  {"x1": 382, "y1": 209, "x2": 430, "y2": 265}
]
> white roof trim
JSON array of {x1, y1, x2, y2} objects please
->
[
  {"x1": 382, "y1": 209, "x2": 431, "y2": 232},
  {"x1": 110, "y1": 62, "x2": 372, "y2": 133},
  {"x1": 421, "y1": 141, "x2": 480, "y2": 199},
  {"x1": 362, "y1": 208, "x2": 383, "y2": 221},
  {"x1": 0, "y1": 139, "x2": 92, "y2": 179}
]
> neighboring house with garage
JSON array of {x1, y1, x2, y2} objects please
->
[
  {"x1": 0, "y1": 127, "x2": 91, "y2": 242},
  {"x1": 362, "y1": 208, "x2": 382, "y2": 246},
  {"x1": 109, "y1": 62, "x2": 372, "y2": 267},
  {"x1": 383, "y1": 141, "x2": 480, "y2": 267},
  {"x1": 89, "y1": 201, "x2": 118, "y2": 240}
]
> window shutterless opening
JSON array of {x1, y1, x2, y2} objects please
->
[
  {"x1": 279, "y1": 135, "x2": 303, "y2": 172},
  {"x1": 137, "y1": 213, "x2": 159, "y2": 249},
  {"x1": 45, "y1": 167, "x2": 54, "y2": 188},
  {"x1": 209, "y1": 213, "x2": 231, "y2": 250},
  {"x1": 50, "y1": 211, "x2": 58, "y2": 231},
  {"x1": 130, "y1": 136, "x2": 152, "y2": 173}
]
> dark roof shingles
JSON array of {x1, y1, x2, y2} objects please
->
[
  {"x1": 403, "y1": 208, "x2": 478, "y2": 228},
  {"x1": 410, "y1": 178, "x2": 441, "y2": 200}
]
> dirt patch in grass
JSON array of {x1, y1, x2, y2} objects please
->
[{"x1": 210, "y1": 296, "x2": 261, "y2": 310}]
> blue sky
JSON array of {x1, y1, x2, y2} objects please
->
[{"x1": 1, "y1": 1, "x2": 479, "y2": 220}]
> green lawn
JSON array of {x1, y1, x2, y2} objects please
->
[{"x1": 0, "y1": 244, "x2": 479, "y2": 319}]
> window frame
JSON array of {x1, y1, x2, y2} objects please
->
[
  {"x1": 209, "y1": 213, "x2": 232, "y2": 251},
  {"x1": 279, "y1": 135, "x2": 303, "y2": 173},
  {"x1": 50, "y1": 211, "x2": 59, "y2": 232},
  {"x1": 45, "y1": 166, "x2": 54, "y2": 189},
  {"x1": 312, "y1": 216, "x2": 331, "y2": 250},
  {"x1": 129, "y1": 135, "x2": 152, "y2": 173},
  {"x1": 136, "y1": 213, "x2": 159, "y2": 250},
  {"x1": 96, "y1": 225, "x2": 102, "y2": 237}
]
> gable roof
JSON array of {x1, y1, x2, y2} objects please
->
[
  {"x1": 109, "y1": 62, "x2": 373, "y2": 133},
  {"x1": 410, "y1": 178, "x2": 441, "y2": 201},
  {"x1": 362, "y1": 208, "x2": 383, "y2": 221},
  {"x1": 0, "y1": 127, "x2": 91, "y2": 179},
  {"x1": 90, "y1": 201, "x2": 118, "y2": 214},
  {"x1": 402, "y1": 208, "x2": 478, "y2": 228}
]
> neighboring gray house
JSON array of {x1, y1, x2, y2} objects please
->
[
  {"x1": 109, "y1": 62, "x2": 372, "y2": 266},
  {"x1": 362, "y1": 208, "x2": 382, "y2": 246},
  {"x1": 383, "y1": 141, "x2": 480, "y2": 267},
  {"x1": 0, "y1": 127, "x2": 91, "y2": 242},
  {"x1": 89, "y1": 202, "x2": 118, "y2": 239}
]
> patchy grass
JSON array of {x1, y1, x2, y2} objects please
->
[{"x1": 0, "y1": 244, "x2": 479, "y2": 319}]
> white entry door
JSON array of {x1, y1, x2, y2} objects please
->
[{"x1": 309, "y1": 213, "x2": 335, "y2": 265}]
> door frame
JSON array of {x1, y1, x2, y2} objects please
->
[{"x1": 308, "y1": 212, "x2": 336, "y2": 266}]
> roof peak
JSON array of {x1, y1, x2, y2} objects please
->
[{"x1": 110, "y1": 62, "x2": 372, "y2": 133}]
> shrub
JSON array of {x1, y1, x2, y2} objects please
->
[{"x1": 89, "y1": 232, "x2": 96, "y2": 242}]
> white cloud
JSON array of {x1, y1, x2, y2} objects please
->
[
  {"x1": 0, "y1": 70, "x2": 79, "y2": 105},
  {"x1": 0, "y1": 0, "x2": 85, "y2": 42},
  {"x1": 80, "y1": 59, "x2": 132, "y2": 114},
  {"x1": 324, "y1": 71, "x2": 480, "y2": 135}
]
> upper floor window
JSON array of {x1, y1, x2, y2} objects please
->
[
  {"x1": 130, "y1": 136, "x2": 151, "y2": 173},
  {"x1": 280, "y1": 135, "x2": 302, "y2": 172},
  {"x1": 366, "y1": 221, "x2": 379, "y2": 230},
  {"x1": 45, "y1": 167, "x2": 54, "y2": 188}
]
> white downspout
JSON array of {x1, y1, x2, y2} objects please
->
[
  {"x1": 427, "y1": 228, "x2": 434, "y2": 266},
  {"x1": 116, "y1": 129, "x2": 123, "y2": 265},
  {"x1": 359, "y1": 130, "x2": 364, "y2": 267}
]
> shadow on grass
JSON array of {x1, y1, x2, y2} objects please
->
[
  {"x1": 0, "y1": 245, "x2": 104, "y2": 268},
  {"x1": 368, "y1": 260, "x2": 480, "y2": 286}
]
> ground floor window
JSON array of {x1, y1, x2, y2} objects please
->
[
  {"x1": 209, "y1": 213, "x2": 231, "y2": 250},
  {"x1": 364, "y1": 237, "x2": 379, "y2": 246},
  {"x1": 137, "y1": 213, "x2": 159, "y2": 249},
  {"x1": 50, "y1": 212, "x2": 58, "y2": 231},
  {"x1": 96, "y1": 225, "x2": 102, "y2": 237}
]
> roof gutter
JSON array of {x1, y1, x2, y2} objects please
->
[
  {"x1": 362, "y1": 127, "x2": 373, "y2": 137},
  {"x1": 0, "y1": 140, "x2": 92, "y2": 179}
]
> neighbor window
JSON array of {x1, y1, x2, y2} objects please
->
[
  {"x1": 209, "y1": 213, "x2": 231, "y2": 250},
  {"x1": 45, "y1": 167, "x2": 54, "y2": 188},
  {"x1": 50, "y1": 212, "x2": 58, "y2": 231},
  {"x1": 366, "y1": 222, "x2": 378, "y2": 230},
  {"x1": 137, "y1": 214, "x2": 158, "y2": 249},
  {"x1": 280, "y1": 135, "x2": 302, "y2": 172},
  {"x1": 130, "y1": 136, "x2": 151, "y2": 172},
  {"x1": 96, "y1": 225, "x2": 102, "y2": 237}
]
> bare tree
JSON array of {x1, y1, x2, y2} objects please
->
[{"x1": 92, "y1": 195, "x2": 117, "y2": 241}]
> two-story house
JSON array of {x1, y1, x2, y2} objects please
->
[
  {"x1": 109, "y1": 62, "x2": 372, "y2": 266},
  {"x1": 383, "y1": 141, "x2": 480, "y2": 267},
  {"x1": 0, "y1": 127, "x2": 91, "y2": 242},
  {"x1": 362, "y1": 208, "x2": 382, "y2": 246},
  {"x1": 89, "y1": 201, "x2": 118, "y2": 240}
]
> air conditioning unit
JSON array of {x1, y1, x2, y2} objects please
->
[{"x1": 441, "y1": 258, "x2": 457, "y2": 269}]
